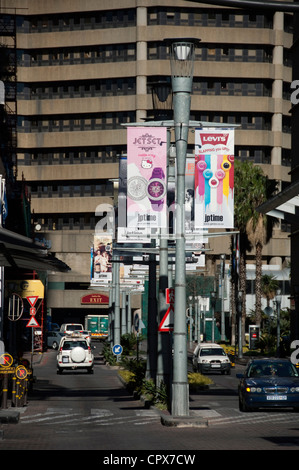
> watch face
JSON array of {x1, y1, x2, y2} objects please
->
[
  {"x1": 147, "y1": 179, "x2": 166, "y2": 200},
  {"x1": 127, "y1": 176, "x2": 147, "y2": 200}
]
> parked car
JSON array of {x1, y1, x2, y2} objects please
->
[
  {"x1": 237, "y1": 358, "x2": 299, "y2": 412},
  {"x1": 47, "y1": 331, "x2": 65, "y2": 350},
  {"x1": 56, "y1": 334, "x2": 94, "y2": 374},
  {"x1": 192, "y1": 343, "x2": 231, "y2": 375}
]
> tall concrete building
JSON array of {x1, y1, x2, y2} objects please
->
[{"x1": 0, "y1": 0, "x2": 293, "y2": 324}]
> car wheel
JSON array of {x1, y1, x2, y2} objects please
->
[
  {"x1": 57, "y1": 367, "x2": 63, "y2": 375},
  {"x1": 52, "y1": 341, "x2": 58, "y2": 349},
  {"x1": 87, "y1": 367, "x2": 94, "y2": 374}
]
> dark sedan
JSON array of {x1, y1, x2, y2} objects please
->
[{"x1": 237, "y1": 358, "x2": 299, "y2": 412}]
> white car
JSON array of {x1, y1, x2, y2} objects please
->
[
  {"x1": 57, "y1": 335, "x2": 94, "y2": 374},
  {"x1": 192, "y1": 343, "x2": 231, "y2": 375},
  {"x1": 60, "y1": 323, "x2": 84, "y2": 335}
]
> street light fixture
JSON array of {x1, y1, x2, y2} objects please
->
[
  {"x1": 164, "y1": 37, "x2": 200, "y2": 417},
  {"x1": 275, "y1": 289, "x2": 282, "y2": 357}
]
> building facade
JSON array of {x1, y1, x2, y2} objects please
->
[{"x1": 0, "y1": 0, "x2": 293, "y2": 324}]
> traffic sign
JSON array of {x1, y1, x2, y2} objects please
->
[
  {"x1": 26, "y1": 316, "x2": 40, "y2": 328},
  {"x1": 112, "y1": 344, "x2": 123, "y2": 356},
  {"x1": 134, "y1": 313, "x2": 139, "y2": 332},
  {"x1": 159, "y1": 287, "x2": 175, "y2": 331},
  {"x1": 159, "y1": 305, "x2": 174, "y2": 332},
  {"x1": 30, "y1": 307, "x2": 36, "y2": 316},
  {"x1": 16, "y1": 365, "x2": 28, "y2": 380},
  {"x1": 166, "y1": 287, "x2": 175, "y2": 304},
  {"x1": 0, "y1": 353, "x2": 13, "y2": 368},
  {"x1": 26, "y1": 295, "x2": 39, "y2": 307}
]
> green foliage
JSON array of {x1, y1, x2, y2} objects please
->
[
  {"x1": 118, "y1": 359, "x2": 146, "y2": 394},
  {"x1": 188, "y1": 372, "x2": 213, "y2": 389},
  {"x1": 255, "y1": 333, "x2": 277, "y2": 356},
  {"x1": 102, "y1": 342, "x2": 117, "y2": 365},
  {"x1": 121, "y1": 333, "x2": 143, "y2": 355}
]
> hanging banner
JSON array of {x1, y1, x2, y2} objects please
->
[
  {"x1": 127, "y1": 127, "x2": 167, "y2": 228},
  {"x1": 90, "y1": 235, "x2": 112, "y2": 284},
  {"x1": 117, "y1": 156, "x2": 151, "y2": 242},
  {"x1": 194, "y1": 129, "x2": 234, "y2": 229}
]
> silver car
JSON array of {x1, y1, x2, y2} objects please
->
[{"x1": 47, "y1": 331, "x2": 65, "y2": 350}]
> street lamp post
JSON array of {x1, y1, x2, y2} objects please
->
[
  {"x1": 165, "y1": 38, "x2": 201, "y2": 417},
  {"x1": 275, "y1": 289, "x2": 282, "y2": 357},
  {"x1": 211, "y1": 292, "x2": 216, "y2": 343},
  {"x1": 220, "y1": 254, "x2": 226, "y2": 341},
  {"x1": 189, "y1": 296, "x2": 193, "y2": 348}
]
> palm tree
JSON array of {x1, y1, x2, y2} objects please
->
[
  {"x1": 261, "y1": 274, "x2": 279, "y2": 308},
  {"x1": 234, "y1": 160, "x2": 278, "y2": 332}
]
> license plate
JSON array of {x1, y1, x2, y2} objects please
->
[
  {"x1": 211, "y1": 364, "x2": 220, "y2": 368},
  {"x1": 62, "y1": 356, "x2": 69, "y2": 363},
  {"x1": 266, "y1": 395, "x2": 287, "y2": 401}
]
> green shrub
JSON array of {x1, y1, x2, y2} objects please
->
[
  {"x1": 102, "y1": 342, "x2": 117, "y2": 365},
  {"x1": 188, "y1": 372, "x2": 213, "y2": 390}
]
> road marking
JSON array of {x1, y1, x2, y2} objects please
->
[
  {"x1": 208, "y1": 410, "x2": 299, "y2": 426},
  {"x1": 20, "y1": 408, "x2": 160, "y2": 427}
]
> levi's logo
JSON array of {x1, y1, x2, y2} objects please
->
[{"x1": 200, "y1": 133, "x2": 229, "y2": 145}]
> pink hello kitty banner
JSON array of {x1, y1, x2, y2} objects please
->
[
  {"x1": 194, "y1": 129, "x2": 234, "y2": 229},
  {"x1": 127, "y1": 127, "x2": 167, "y2": 228}
]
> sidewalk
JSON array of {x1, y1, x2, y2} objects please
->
[{"x1": 0, "y1": 351, "x2": 43, "y2": 426}]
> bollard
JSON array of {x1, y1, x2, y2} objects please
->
[
  {"x1": 11, "y1": 375, "x2": 16, "y2": 407},
  {"x1": 2, "y1": 374, "x2": 8, "y2": 409},
  {"x1": 16, "y1": 378, "x2": 21, "y2": 407}
]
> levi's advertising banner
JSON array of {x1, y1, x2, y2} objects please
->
[
  {"x1": 127, "y1": 127, "x2": 167, "y2": 228},
  {"x1": 194, "y1": 129, "x2": 234, "y2": 229}
]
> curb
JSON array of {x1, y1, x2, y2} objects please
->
[
  {"x1": 161, "y1": 414, "x2": 208, "y2": 428},
  {"x1": 0, "y1": 409, "x2": 20, "y2": 424}
]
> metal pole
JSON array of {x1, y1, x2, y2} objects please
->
[
  {"x1": 220, "y1": 254, "x2": 226, "y2": 341},
  {"x1": 172, "y1": 86, "x2": 191, "y2": 417},
  {"x1": 121, "y1": 290, "x2": 126, "y2": 336},
  {"x1": 127, "y1": 292, "x2": 132, "y2": 334},
  {"x1": 276, "y1": 290, "x2": 281, "y2": 357},
  {"x1": 146, "y1": 245, "x2": 158, "y2": 382},
  {"x1": 157, "y1": 129, "x2": 172, "y2": 392},
  {"x1": 189, "y1": 299, "x2": 193, "y2": 348},
  {"x1": 114, "y1": 255, "x2": 121, "y2": 349},
  {"x1": 164, "y1": 37, "x2": 200, "y2": 417}
]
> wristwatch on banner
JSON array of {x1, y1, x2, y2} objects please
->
[
  {"x1": 146, "y1": 167, "x2": 166, "y2": 211},
  {"x1": 127, "y1": 176, "x2": 147, "y2": 201}
]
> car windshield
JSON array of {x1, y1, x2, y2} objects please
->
[
  {"x1": 200, "y1": 348, "x2": 226, "y2": 357},
  {"x1": 247, "y1": 362, "x2": 299, "y2": 378},
  {"x1": 62, "y1": 341, "x2": 88, "y2": 350},
  {"x1": 67, "y1": 325, "x2": 82, "y2": 332}
]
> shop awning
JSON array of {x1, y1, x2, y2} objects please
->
[
  {"x1": 0, "y1": 227, "x2": 70, "y2": 272},
  {"x1": 256, "y1": 180, "x2": 299, "y2": 227}
]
